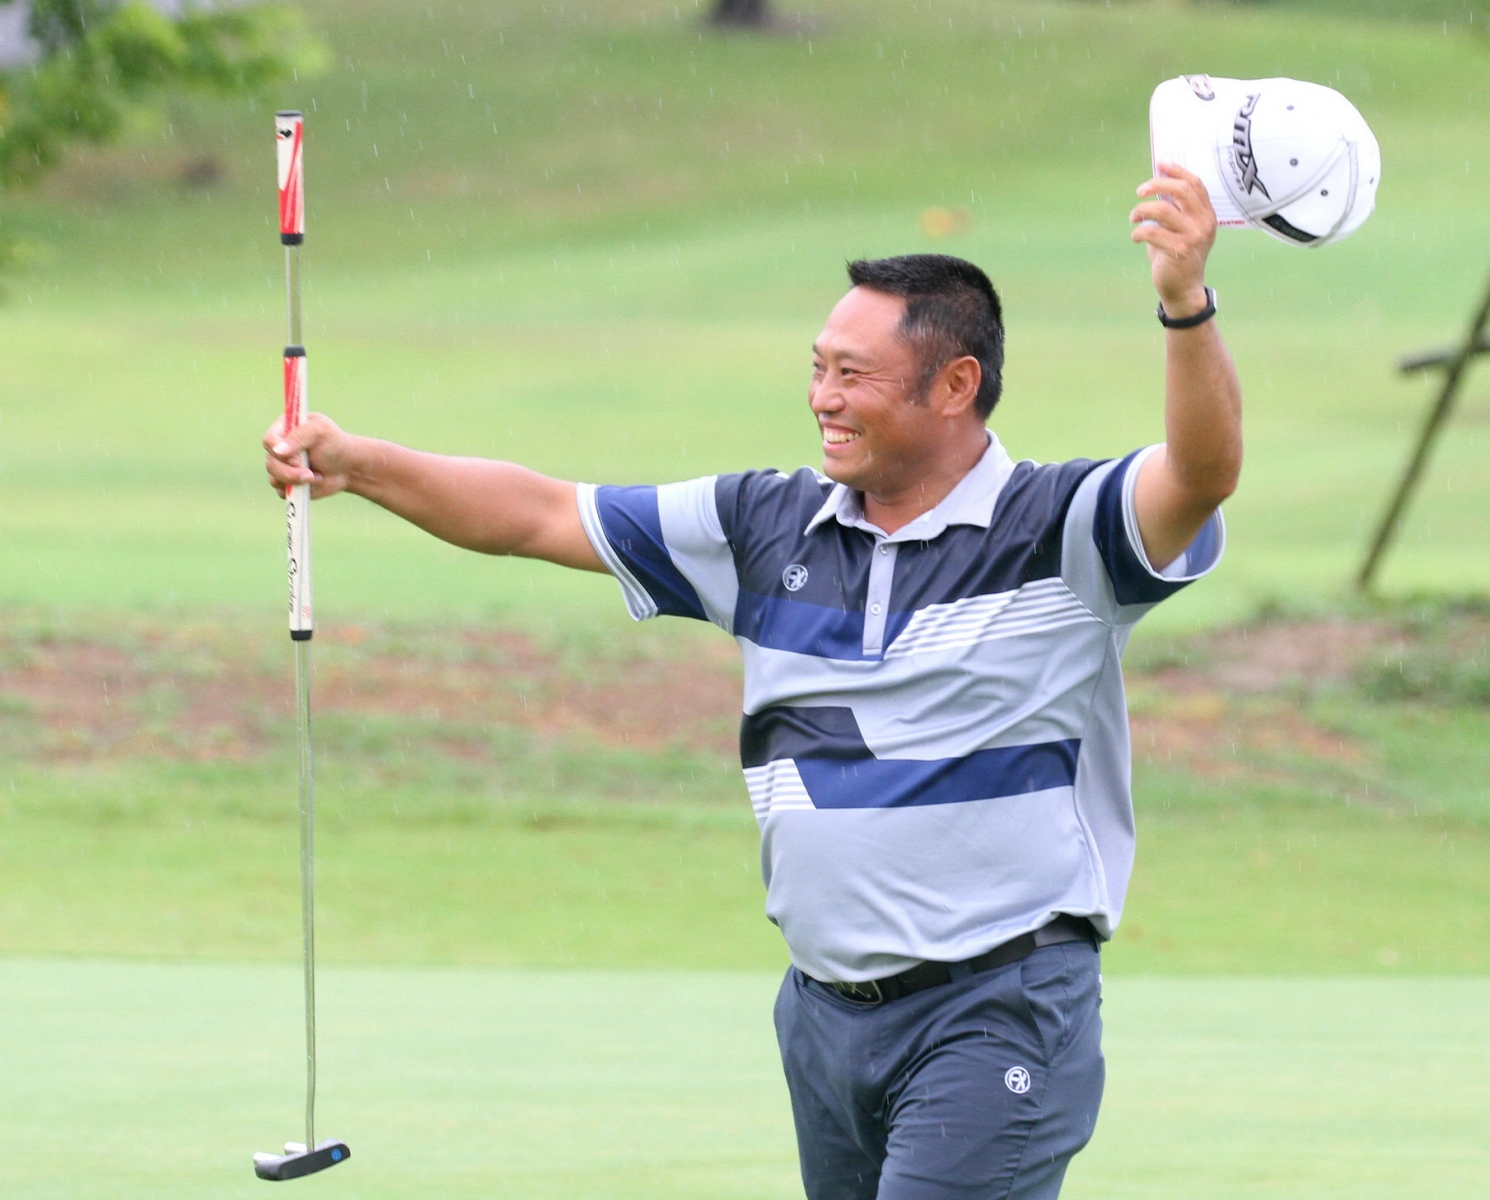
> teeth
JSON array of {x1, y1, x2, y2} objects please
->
[{"x1": 823, "y1": 429, "x2": 860, "y2": 445}]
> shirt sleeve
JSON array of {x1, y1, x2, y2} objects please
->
[
  {"x1": 1060, "y1": 445, "x2": 1225, "y2": 626},
  {"x1": 576, "y1": 477, "x2": 739, "y2": 630}
]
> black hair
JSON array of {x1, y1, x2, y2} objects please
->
[{"x1": 845, "y1": 254, "x2": 1005, "y2": 418}]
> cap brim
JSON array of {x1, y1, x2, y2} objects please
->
[{"x1": 1149, "y1": 76, "x2": 1252, "y2": 225}]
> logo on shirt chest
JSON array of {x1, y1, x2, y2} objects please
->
[{"x1": 782, "y1": 563, "x2": 810, "y2": 592}]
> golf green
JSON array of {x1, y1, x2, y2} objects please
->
[{"x1": 2, "y1": 960, "x2": 1486, "y2": 1198}]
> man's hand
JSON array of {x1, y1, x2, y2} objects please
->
[
  {"x1": 263, "y1": 413, "x2": 361, "y2": 500},
  {"x1": 261, "y1": 415, "x2": 605, "y2": 572},
  {"x1": 1126, "y1": 163, "x2": 1242, "y2": 572},
  {"x1": 1130, "y1": 163, "x2": 1217, "y2": 319}
]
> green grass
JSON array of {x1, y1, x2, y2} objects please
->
[
  {"x1": 1, "y1": 0, "x2": 1490, "y2": 627},
  {"x1": 2, "y1": 960, "x2": 1488, "y2": 1199},
  {"x1": 0, "y1": 778, "x2": 785, "y2": 968},
  {"x1": 1119, "y1": 771, "x2": 1490, "y2": 973},
  {"x1": 5, "y1": 756, "x2": 1489, "y2": 973}
]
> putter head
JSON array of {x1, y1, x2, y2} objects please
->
[{"x1": 253, "y1": 1139, "x2": 350, "y2": 1181}]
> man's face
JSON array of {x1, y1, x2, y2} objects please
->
[{"x1": 810, "y1": 287, "x2": 943, "y2": 494}]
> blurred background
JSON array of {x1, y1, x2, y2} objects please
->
[{"x1": 1, "y1": 0, "x2": 1487, "y2": 1195}]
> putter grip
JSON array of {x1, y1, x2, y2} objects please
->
[
  {"x1": 276, "y1": 111, "x2": 305, "y2": 245},
  {"x1": 284, "y1": 347, "x2": 312, "y2": 639}
]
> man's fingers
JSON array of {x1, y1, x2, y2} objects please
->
[
  {"x1": 1130, "y1": 200, "x2": 1189, "y2": 233},
  {"x1": 265, "y1": 412, "x2": 329, "y2": 460},
  {"x1": 1152, "y1": 161, "x2": 1206, "y2": 189},
  {"x1": 1136, "y1": 170, "x2": 1215, "y2": 222},
  {"x1": 263, "y1": 412, "x2": 346, "y2": 500},
  {"x1": 1137, "y1": 172, "x2": 1201, "y2": 200},
  {"x1": 266, "y1": 454, "x2": 316, "y2": 486},
  {"x1": 1146, "y1": 163, "x2": 1210, "y2": 206},
  {"x1": 1130, "y1": 223, "x2": 1185, "y2": 256},
  {"x1": 1131, "y1": 220, "x2": 1183, "y2": 249},
  {"x1": 262, "y1": 417, "x2": 287, "y2": 453},
  {"x1": 264, "y1": 420, "x2": 305, "y2": 462},
  {"x1": 265, "y1": 437, "x2": 313, "y2": 473},
  {"x1": 264, "y1": 416, "x2": 319, "y2": 486},
  {"x1": 1135, "y1": 183, "x2": 1199, "y2": 221}
]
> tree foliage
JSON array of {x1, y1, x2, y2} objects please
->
[{"x1": 0, "y1": 0, "x2": 326, "y2": 191}]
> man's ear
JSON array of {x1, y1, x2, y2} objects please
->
[{"x1": 936, "y1": 356, "x2": 982, "y2": 418}]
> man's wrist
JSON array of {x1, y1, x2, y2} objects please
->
[
  {"x1": 342, "y1": 435, "x2": 387, "y2": 498},
  {"x1": 1156, "y1": 286, "x2": 1216, "y2": 330},
  {"x1": 1157, "y1": 285, "x2": 1210, "y2": 320}
]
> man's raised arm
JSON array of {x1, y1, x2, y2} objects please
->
[
  {"x1": 263, "y1": 414, "x2": 605, "y2": 572},
  {"x1": 1128, "y1": 162, "x2": 1244, "y2": 571}
]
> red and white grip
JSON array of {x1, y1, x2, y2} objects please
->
[
  {"x1": 276, "y1": 111, "x2": 305, "y2": 245},
  {"x1": 284, "y1": 347, "x2": 313, "y2": 639}
]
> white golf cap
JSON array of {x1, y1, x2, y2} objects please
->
[{"x1": 1149, "y1": 74, "x2": 1381, "y2": 248}]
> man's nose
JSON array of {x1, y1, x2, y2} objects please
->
[{"x1": 810, "y1": 376, "x2": 844, "y2": 412}]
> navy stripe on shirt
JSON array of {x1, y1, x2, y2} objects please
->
[
  {"x1": 734, "y1": 592, "x2": 869, "y2": 661},
  {"x1": 741, "y1": 704, "x2": 1079, "y2": 807},
  {"x1": 595, "y1": 485, "x2": 708, "y2": 621},
  {"x1": 741, "y1": 705, "x2": 868, "y2": 766},
  {"x1": 797, "y1": 740, "x2": 1080, "y2": 808},
  {"x1": 1092, "y1": 451, "x2": 1190, "y2": 607}
]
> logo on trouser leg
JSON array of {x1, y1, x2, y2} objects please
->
[{"x1": 1004, "y1": 1066, "x2": 1031, "y2": 1094}]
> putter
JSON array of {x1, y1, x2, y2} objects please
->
[{"x1": 253, "y1": 110, "x2": 351, "y2": 1184}]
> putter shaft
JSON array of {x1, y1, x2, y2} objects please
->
[
  {"x1": 285, "y1": 191, "x2": 316, "y2": 1155},
  {"x1": 287, "y1": 233, "x2": 316, "y2": 1152},
  {"x1": 296, "y1": 634, "x2": 317, "y2": 1152}
]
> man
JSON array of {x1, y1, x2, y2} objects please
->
[{"x1": 264, "y1": 164, "x2": 1240, "y2": 1199}]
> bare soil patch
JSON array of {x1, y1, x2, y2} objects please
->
[
  {"x1": 0, "y1": 618, "x2": 740, "y2": 765},
  {"x1": 1126, "y1": 617, "x2": 1392, "y2": 780},
  {"x1": 1, "y1": 609, "x2": 1481, "y2": 778}
]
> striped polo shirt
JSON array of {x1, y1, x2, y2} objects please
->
[{"x1": 577, "y1": 434, "x2": 1223, "y2": 983}]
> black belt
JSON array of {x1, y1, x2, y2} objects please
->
[{"x1": 825, "y1": 915, "x2": 1096, "y2": 1005}]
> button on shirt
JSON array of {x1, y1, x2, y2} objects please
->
[{"x1": 576, "y1": 434, "x2": 1224, "y2": 983}]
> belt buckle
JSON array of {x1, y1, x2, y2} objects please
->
[{"x1": 834, "y1": 979, "x2": 884, "y2": 1004}]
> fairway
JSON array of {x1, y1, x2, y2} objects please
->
[
  {"x1": 2, "y1": 0, "x2": 1490, "y2": 626},
  {"x1": 2, "y1": 960, "x2": 1487, "y2": 1199}
]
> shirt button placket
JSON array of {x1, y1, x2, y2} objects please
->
[{"x1": 862, "y1": 540, "x2": 897, "y2": 657}]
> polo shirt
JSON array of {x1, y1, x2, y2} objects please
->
[{"x1": 576, "y1": 434, "x2": 1224, "y2": 983}]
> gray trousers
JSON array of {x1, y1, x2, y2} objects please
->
[{"x1": 774, "y1": 941, "x2": 1104, "y2": 1200}]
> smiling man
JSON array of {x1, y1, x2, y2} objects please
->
[{"x1": 264, "y1": 164, "x2": 1241, "y2": 1199}]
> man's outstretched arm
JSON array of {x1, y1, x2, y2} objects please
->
[
  {"x1": 263, "y1": 414, "x2": 605, "y2": 572},
  {"x1": 1128, "y1": 163, "x2": 1244, "y2": 570}
]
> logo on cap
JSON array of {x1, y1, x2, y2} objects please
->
[
  {"x1": 1231, "y1": 94, "x2": 1271, "y2": 200},
  {"x1": 1184, "y1": 74, "x2": 1215, "y2": 101}
]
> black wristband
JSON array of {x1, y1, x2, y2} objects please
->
[{"x1": 1156, "y1": 286, "x2": 1216, "y2": 329}]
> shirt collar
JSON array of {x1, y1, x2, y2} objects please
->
[{"x1": 803, "y1": 432, "x2": 1018, "y2": 541}]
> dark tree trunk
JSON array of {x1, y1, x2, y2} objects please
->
[{"x1": 711, "y1": 0, "x2": 769, "y2": 27}]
